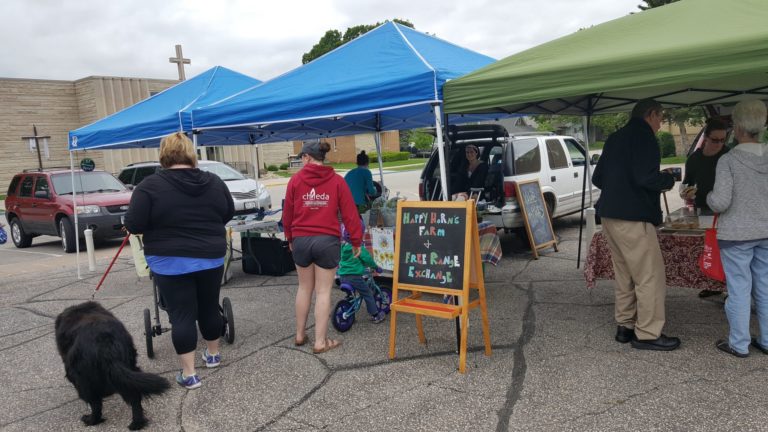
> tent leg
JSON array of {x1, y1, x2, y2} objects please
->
[
  {"x1": 70, "y1": 151, "x2": 81, "y2": 280},
  {"x1": 577, "y1": 115, "x2": 597, "y2": 268},
  {"x1": 433, "y1": 104, "x2": 449, "y2": 202},
  {"x1": 374, "y1": 132, "x2": 385, "y2": 189}
]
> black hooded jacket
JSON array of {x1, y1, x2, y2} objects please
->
[
  {"x1": 592, "y1": 117, "x2": 675, "y2": 226},
  {"x1": 124, "y1": 168, "x2": 235, "y2": 258}
]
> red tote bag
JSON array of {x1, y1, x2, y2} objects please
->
[{"x1": 698, "y1": 214, "x2": 726, "y2": 283}]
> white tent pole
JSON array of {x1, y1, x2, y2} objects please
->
[
  {"x1": 433, "y1": 104, "x2": 449, "y2": 201},
  {"x1": 582, "y1": 115, "x2": 596, "y2": 258},
  {"x1": 373, "y1": 132, "x2": 385, "y2": 187},
  {"x1": 70, "y1": 151, "x2": 81, "y2": 279}
]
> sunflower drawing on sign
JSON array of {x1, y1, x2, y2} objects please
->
[{"x1": 371, "y1": 227, "x2": 395, "y2": 271}]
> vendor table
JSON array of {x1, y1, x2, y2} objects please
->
[{"x1": 584, "y1": 229, "x2": 726, "y2": 291}]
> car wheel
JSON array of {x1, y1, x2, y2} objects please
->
[
  {"x1": 10, "y1": 218, "x2": 33, "y2": 248},
  {"x1": 59, "y1": 217, "x2": 76, "y2": 253}
]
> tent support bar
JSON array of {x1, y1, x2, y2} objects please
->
[
  {"x1": 577, "y1": 99, "x2": 597, "y2": 269},
  {"x1": 433, "y1": 104, "x2": 449, "y2": 201}
]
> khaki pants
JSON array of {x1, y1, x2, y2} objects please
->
[{"x1": 601, "y1": 218, "x2": 667, "y2": 340}]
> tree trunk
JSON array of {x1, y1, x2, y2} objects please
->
[{"x1": 675, "y1": 121, "x2": 688, "y2": 156}]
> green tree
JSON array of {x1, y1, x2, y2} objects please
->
[
  {"x1": 302, "y1": 19, "x2": 415, "y2": 64},
  {"x1": 662, "y1": 107, "x2": 705, "y2": 156},
  {"x1": 403, "y1": 129, "x2": 434, "y2": 151},
  {"x1": 638, "y1": 0, "x2": 679, "y2": 11}
]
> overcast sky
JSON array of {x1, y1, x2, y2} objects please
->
[{"x1": 1, "y1": 0, "x2": 642, "y2": 82}]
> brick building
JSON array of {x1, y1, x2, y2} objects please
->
[{"x1": 1, "y1": 75, "x2": 401, "y2": 192}]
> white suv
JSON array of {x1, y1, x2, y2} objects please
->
[
  {"x1": 118, "y1": 160, "x2": 271, "y2": 215},
  {"x1": 419, "y1": 124, "x2": 600, "y2": 232}
]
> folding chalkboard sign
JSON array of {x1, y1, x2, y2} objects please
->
[
  {"x1": 388, "y1": 200, "x2": 491, "y2": 373},
  {"x1": 515, "y1": 179, "x2": 559, "y2": 259}
]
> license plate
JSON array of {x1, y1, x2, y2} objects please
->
[{"x1": 245, "y1": 201, "x2": 256, "y2": 209}]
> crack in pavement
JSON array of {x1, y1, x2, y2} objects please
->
[{"x1": 496, "y1": 281, "x2": 536, "y2": 432}]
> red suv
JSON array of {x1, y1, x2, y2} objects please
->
[{"x1": 5, "y1": 169, "x2": 132, "y2": 252}]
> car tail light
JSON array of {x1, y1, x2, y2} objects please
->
[{"x1": 504, "y1": 181, "x2": 517, "y2": 199}]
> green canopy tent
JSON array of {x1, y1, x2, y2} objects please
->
[
  {"x1": 443, "y1": 0, "x2": 768, "y2": 265},
  {"x1": 444, "y1": 0, "x2": 768, "y2": 116}
]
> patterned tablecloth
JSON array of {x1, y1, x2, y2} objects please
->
[{"x1": 584, "y1": 230, "x2": 726, "y2": 291}]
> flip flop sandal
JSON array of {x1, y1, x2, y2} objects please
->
[
  {"x1": 294, "y1": 336, "x2": 308, "y2": 346},
  {"x1": 312, "y1": 338, "x2": 342, "y2": 354}
]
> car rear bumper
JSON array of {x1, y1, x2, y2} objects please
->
[
  {"x1": 234, "y1": 195, "x2": 272, "y2": 215},
  {"x1": 75, "y1": 214, "x2": 126, "y2": 240}
]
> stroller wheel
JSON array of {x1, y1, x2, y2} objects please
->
[
  {"x1": 332, "y1": 299, "x2": 355, "y2": 332},
  {"x1": 377, "y1": 287, "x2": 392, "y2": 314},
  {"x1": 221, "y1": 297, "x2": 235, "y2": 344},
  {"x1": 143, "y1": 308, "x2": 154, "y2": 359}
]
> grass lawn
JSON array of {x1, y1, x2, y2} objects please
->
[
  {"x1": 328, "y1": 158, "x2": 427, "y2": 170},
  {"x1": 661, "y1": 156, "x2": 687, "y2": 164},
  {"x1": 590, "y1": 141, "x2": 605, "y2": 151}
]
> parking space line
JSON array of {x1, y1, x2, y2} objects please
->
[{"x1": 0, "y1": 249, "x2": 63, "y2": 257}]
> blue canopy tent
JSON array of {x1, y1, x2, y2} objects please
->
[
  {"x1": 68, "y1": 66, "x2": 261, "y2": 150},
  {"x1": 64, "y1": 66, "x2": 260, "y2": 277},
  {"x1": 191, "y1": 22, "x2": 501, "y2": 200}
]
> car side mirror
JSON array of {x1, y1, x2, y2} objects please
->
[
  {"x1": 126, "y1": 184, "x2": 135, "y2": 190},
  {"x1": 590, "y1": 154, "x2": 600, "y2": 165},
  {"x1": 34, "y1": 190, "x2": 49, "y2": 199}
]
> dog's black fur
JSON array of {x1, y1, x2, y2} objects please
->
[{"x1": 55, "y1": 301, "x2": 170, "y2": 430}]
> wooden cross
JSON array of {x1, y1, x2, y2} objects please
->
[
  {"x1": 169, "y1": 44, "x2": 191, "y2": 81},
  {"x1": 21, "y1": 124, "x2": 50, "y2": 172}
]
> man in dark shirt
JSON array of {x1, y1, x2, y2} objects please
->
[
  {"x1": 592, "y1": 99, "x2": 680, "y2": 351},
  {"x1": 681, "y1": 118, "x2": 729, "y2": 210}
]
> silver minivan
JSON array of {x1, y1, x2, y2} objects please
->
[{"x1": 418, "y1": 124, "x2": 600, "y2": 232}]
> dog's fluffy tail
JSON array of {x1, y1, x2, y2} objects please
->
[{"x1": 109, "y1": 363, "x2": 171, "y2": 396}]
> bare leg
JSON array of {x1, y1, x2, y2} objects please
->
[
  {"x1": 313, "y1": 265, "x2": 338, "y2": 351},
  {"x1": 295, "y1": 264, "x2": 316, "y2": 342},
  {"x1": 179, "y1": 352, "x2": 196, "y2": 377},
  {"x1": 204, "y1": 338, "x2": 220, "y2": 356}
]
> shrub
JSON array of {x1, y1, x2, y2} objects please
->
[
  {"x1": 267, "y1": 164, "x2": 279, "y2": 172},
  {"x1": 380, "y1": 151, "x2": 410, "y2": 162},
  {"x1": 657, "y1": 131, "x2": 676, "y2": 158},
  {"x1": 279, "y1": 163, "x2": 289, "y2": 170}
]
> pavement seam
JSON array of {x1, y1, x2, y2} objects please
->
[{"x1": 496, "y1": 281, "x2": 536, "y2": 432}]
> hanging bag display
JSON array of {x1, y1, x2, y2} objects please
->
[{"x1": 698, "y1": 214, "x2": 725, "y2": 283}]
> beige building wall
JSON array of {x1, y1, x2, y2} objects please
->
[{"x1": 0, "y1": 78, "x2": 82, "y2": 190}]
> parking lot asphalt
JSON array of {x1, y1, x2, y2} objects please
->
[{"x1": 2, "y1": 212, "x2": 766, "y2": 432}]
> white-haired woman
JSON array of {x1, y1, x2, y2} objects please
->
[{"x1": 707, "y1": 99, "x2": 768, "y2": 358}]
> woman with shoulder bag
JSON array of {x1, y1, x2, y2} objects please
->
[{"x1": 706, "y1": 99, "x2": 768, "y2": 358}]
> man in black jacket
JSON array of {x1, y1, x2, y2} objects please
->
[{"x1": 592, "y1": 99, "x2": 680, "y2": 351}]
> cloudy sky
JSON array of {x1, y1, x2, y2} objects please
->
[{"x1": 1, "y1": 0, "x2": 643, "y2": 82}]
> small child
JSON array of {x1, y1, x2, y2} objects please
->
[{"x1": 339, "y1": 218, "x2": 386, "y2": 323}]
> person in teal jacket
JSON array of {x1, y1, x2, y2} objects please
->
[
  {"x1": 339, "y1": 218, "x2": 386, "y2": 323},
  {"x1": 344, "y1": 151, "x2": 377, "y2": 213}
]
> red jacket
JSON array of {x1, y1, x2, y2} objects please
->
[{"x1": 283, "y1": 164, "x2": 362, "y2": 247}]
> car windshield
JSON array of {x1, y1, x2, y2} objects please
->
[
  {"x1": 51, "y1": 172, "x2": 128, "y2": 195},
  {"x1": 200, "y1": 163, "x2": 246, "y2": 181}
]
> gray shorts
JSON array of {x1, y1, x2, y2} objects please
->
[{"x1": 291, "y1": 235, "x2": 340, "y2": 269}]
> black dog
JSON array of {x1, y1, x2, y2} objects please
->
[{"x1": 55, "y1": 301, "x2": 170, "y2": 430}]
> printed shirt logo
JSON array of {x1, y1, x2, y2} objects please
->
[{"x1": 302, "y1": 188, "x2": 330, "y2": 208}]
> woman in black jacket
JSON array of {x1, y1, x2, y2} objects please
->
[{"x1": 124, "y1": 132, "x2": 234, "y2": 389}]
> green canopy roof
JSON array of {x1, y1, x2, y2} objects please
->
[{"x1": 444, "y1": 0, "x2": 768, "y2": 115}]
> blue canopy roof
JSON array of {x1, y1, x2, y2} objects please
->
[
  {"x1": 190, "y1": 22, "x2": 499, "y2": 144},
  {"x1": 68, "y1": 66, "x2": 261, "y2": 150}
]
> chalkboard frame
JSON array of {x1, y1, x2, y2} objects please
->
[
  {"x1": 515, "y1": 179, "x2": 559, "y2": 259},
  {"x1": 393, "y1": 200, "x2": 477, "y2": 296}
]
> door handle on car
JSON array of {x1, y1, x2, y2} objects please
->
[
  {"x1": 573, "y1": 172, "x2": 579, "y2": 178},
  {"x1": 551, "y1": 176, "x2": 556, "y2": 182}
]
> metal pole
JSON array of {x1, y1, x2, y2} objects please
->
[
  {"x1": 433, "y1": 104, "x2": 449, "y2": 201},
  {"x1": 373, "y1": 132, "x2": 385, "y2": 187},
  {"x1": 70, "y1": 151, "x2": 81, "y2": 279}
]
